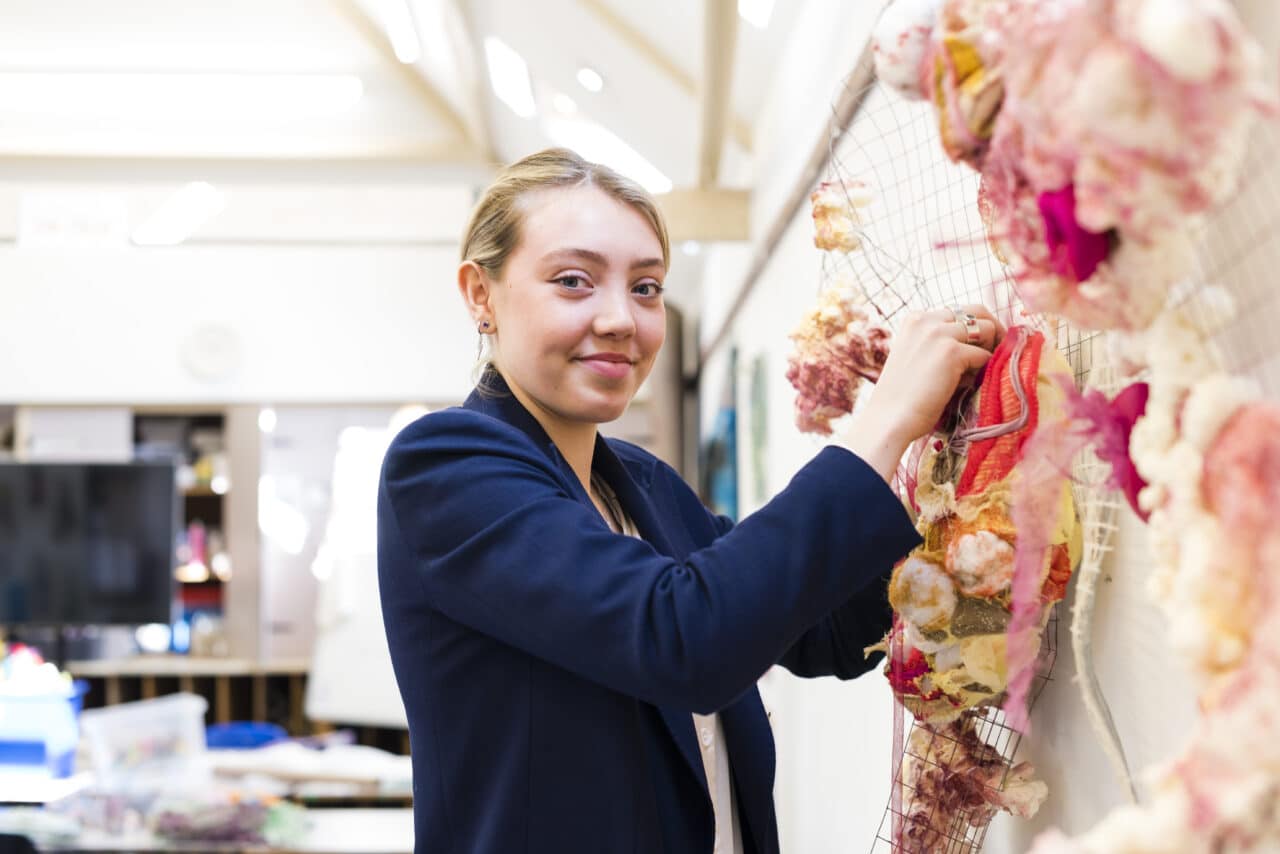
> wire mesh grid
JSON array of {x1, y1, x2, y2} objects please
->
[
  {"x1": 1176, "y1": 113, "x2": 1280, "y2": 399},
  {"x1": 870, "y1": 612, "x2": 1059, "y2": 854},
  {"x1": 821, "y1": 78, "x2": 1024, "y2": 330},
  {"x1": 803, "y1": 4, "x2": 1278, "y2": 850},
  {"x1": 812, "y1": 70, "x2": 1118, "y2": 853},
  {"x1": 1063, "y1": 382, "x2": 1135, "y2": 801},
  {"x1": 820, "y1": 75, "x2": 1103, "y2": 385}
]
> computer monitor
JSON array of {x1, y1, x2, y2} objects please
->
[{"x1": 0, "y1": 462, "x2": 178, "y2": 627}]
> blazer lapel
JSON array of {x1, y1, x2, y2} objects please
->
[
  {"x1": 591, "y1": 442, "x2": 711, "y2": 793},
  {"x1": 589, "y1": 436, "x2": 678, "y2": 558},
  {"x1": 463, "y1": 370, "x2": 679, "y2": 556},
  {"x1": 463, "y1": 371, "x2": 710, "y2": 794}
]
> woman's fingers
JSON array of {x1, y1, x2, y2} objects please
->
[
  {"x1": 956, "y1": 317, "x2": 1001, "y2": 351},
  {"x1": 920, "y1": 307, "x2": 1002, "y2": 351},
  {"x1": 957, "y1": 303, "x2": 1006, "y2": 348},
  {"x1": 955, "y1": 340, "x2": 995, "y2": 373}
]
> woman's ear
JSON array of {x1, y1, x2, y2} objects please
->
[{"x1": 458, "y1": 260, "x2": 495, "y2": 329}]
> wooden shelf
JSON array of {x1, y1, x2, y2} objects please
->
[
  {"x1": 67, "y1": 655, "x2": 309, "y2": 677},
  {"x1": 183, "y1": 486, "x2": 228, "y2": 497},
  {"x1": 64, "y1": 656, "x2": 408, "y2": 755}
]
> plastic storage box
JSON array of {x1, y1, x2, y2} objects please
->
[
  {"x1": 0, "y1": 680, "x2": 89, "y2": 778},
  {"x1": 77, "y1": 692, "x2": 209, "y2": 787}
]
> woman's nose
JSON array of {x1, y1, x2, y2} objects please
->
[{"x1": 593, "y1": 288, "x2": 636, "y2": 338}]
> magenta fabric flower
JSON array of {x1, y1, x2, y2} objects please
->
[
  {"x1": 1056, "y1": 377, "x2": 1151, "y2": 521},
  {"x1": 1037, "y1": 184, "x2": 1113, "y2": 283}
]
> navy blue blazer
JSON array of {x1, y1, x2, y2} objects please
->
[{"x1": 377, "y1": 374, "x2": 922, "y2": 854}]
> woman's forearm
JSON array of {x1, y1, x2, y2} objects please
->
[{"x1": 831, "y1": 398, "x2": 914, "y2": 484}]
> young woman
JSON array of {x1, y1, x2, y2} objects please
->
[{"x1": 378, "y1": 148, "x2": 1003, "y2": 854}]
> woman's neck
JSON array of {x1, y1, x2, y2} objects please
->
[
  {"x1": 503, "y1": 378, "x2": 598, "y2": 493},
  {"x1": 545, "y1": 420, "x2": 598, "y2": 494}
]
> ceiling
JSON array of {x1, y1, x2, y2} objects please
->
[
  {"x1": 0, "y1": 0, "x2": 803, "y2": 190},
  {"x1": 0, "y1": 1, "x2": 808, "y2": 309}
]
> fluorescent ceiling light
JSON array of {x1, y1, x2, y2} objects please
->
[
  {"x1": 738, "y1": 0, "x2": 774, "y2": 29},
  {"x1": 484, "y1": 36, "x2": 537, "y2": 119},
  {"x1": 131, "y1": 181, "x2": 226, "y2": 247},
  {"x1": 576, "y1": 67, "x2": 604, "y2": 93},
  {"x1": 681, "y1": 240, "x2": 702, "y2": 256},
  {"x1": 379, "y1": 0, "x2": 422, "y2": 64},
  {"x1": 543, "y1": 117, "x2": 672, "y2": 194},
  {"x1": 0, "y1": 73, "x2": 364, "y2": 120}
]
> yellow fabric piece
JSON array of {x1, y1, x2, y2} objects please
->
[{"x1": 960, "y1": 634, "x2": 1007, "y2": 689}]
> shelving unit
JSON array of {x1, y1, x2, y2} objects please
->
[
  {"x1": 66, "y1": 656, "x2": 410, "y2": 755},
  {"x1": 6, "y1": 403, "x2": 410, "y2": 757},
  {"x1": 133, "y1": 410, "x2": 231, "y2": 626}
]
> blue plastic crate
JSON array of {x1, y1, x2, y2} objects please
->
[{"x1": 205, "y1": 721, "x2": 288, "y2": 750}]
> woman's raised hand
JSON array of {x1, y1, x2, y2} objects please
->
[{"x1": 838, "y1": 305, "x2": 1005, "y2": 481}]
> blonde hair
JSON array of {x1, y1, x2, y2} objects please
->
[
  {"x1": 461, "y1": 148, "x2": 671, "y2": 387},
  {"x1": 461, "y1": 147, "x2": 670, "y2": 278}
]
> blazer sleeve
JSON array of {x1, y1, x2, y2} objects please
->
[
  {"x1": 692, "y1": 477, "x2": 900, "y2": 680},
  {"x1": 775, "y1": 571, "x2": 896, "y2": 678},
  {"x1": 379, "y1": 409, "x2": 921, "y2": 713}
]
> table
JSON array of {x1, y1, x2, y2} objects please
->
[
  {"x1": 38, "y1": 809, "x2": 414, "y2": 854},
  {"x1": 0, "y1": 776, "x2": 93, "y2": 807}
]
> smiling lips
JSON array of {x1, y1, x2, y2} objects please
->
[{"x1": 577, "y1": 352, "x2": 634, "y2": 379}]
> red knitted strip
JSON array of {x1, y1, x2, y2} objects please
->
[{"x1": 956, "y1": 330, "x2": 1045, "y2": 497}]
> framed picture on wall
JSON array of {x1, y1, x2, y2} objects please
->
[
  {"x1": 748, "y1": 353, "x2": 769, "y2": 505},
  {"x1": 700, "y1": 348, "x2": 738, "y2": 522}
]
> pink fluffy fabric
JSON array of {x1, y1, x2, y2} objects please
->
[{"x1": 977, "y1": 0, "x2": 1269, "y2": 331}]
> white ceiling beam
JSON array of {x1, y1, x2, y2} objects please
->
[
  {"x1": 438, "y1": 0, "x2": 499, "y2": 166},
  {"x1": 657, "y1": 188, "x2": 749, "y2": 242},
  {"x1": 577, "y1": 0, "x2": 753, "y2": 153},
  {"x1": 334, "y1": 0, "x2": 485, "y2": 157},
  {"x1": 699, "y1": 0, "x2": 738, "y2": 188}
]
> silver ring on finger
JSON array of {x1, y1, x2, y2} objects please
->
[{"x1": 951, "y1": 307, "x2": 982, "y2": 345}]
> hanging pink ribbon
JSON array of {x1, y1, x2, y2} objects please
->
[{"x1": 1004, "y1": 396, "x2": 1090, "y2": 733}]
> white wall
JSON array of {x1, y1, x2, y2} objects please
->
[
  {"x1": 0, "y1": 244, "x2": 476, "y2": 404},
  {"x1": 984, "y1": 511, "x2": 1200, "y2": 851},
  {"x1": 698, "y1": 4, "x2": 916, "y2": 849},
  {"x1": 702, "y1": 191, "x2": 909, "y2": 854}
]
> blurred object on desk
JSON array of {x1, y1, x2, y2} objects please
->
[
  {"x1": 207, "y1": 741, "x2": 411, "y2": 798},
  {"x1": 0, "y1": 641, "x2": 88, "y2": 781},
  {"x1": 77, "y1": 694, "x2": 209, "y2": 791}
]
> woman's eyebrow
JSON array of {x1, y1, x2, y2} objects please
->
[
  {"x1": 541, "y1": 247, "x2": 608, "y2": 266},
  {"x1": 541, "y1": 247, "x2": 665, "y2": 272},
  {"x1": 630, "y1": 257, "x2": 666, "y2": 273}
]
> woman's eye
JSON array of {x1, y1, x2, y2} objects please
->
[
  {"x1": 633, "y1": 282, "x2": 664, "y2": 298},
  {"x1": 555, "y1": 275, "x2": 587, "y2": 289}
]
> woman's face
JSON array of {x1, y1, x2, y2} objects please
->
[{"x1": 489, "y1": 184, "x2": 667, "y2": 428}]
